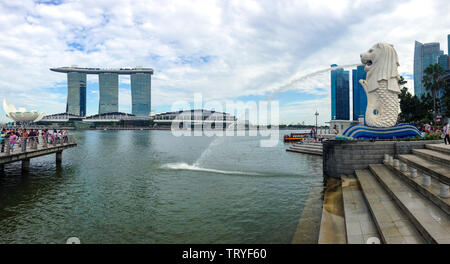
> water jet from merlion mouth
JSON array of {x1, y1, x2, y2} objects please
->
[{"x1": 267, "y1": 63, "x2": 362, "y2": 98}]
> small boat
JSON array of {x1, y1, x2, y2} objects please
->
[{"x1": 283, "y1": 132, "x2": 307, "y2": 142}]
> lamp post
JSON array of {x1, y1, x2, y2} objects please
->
[{"x1": 315, "y1": 110, "x2": 319, "y2": 137}]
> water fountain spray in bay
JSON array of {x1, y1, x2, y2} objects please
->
[{"x1": 268, "y1": 63, "x2": 362, "y2": 98}]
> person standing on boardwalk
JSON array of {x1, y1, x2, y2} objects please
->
[
  {"x1": 9, "y1": 132, "x2": 17, "y2": 152},
  {"x1": 21, "y1": 129, "x2": 28, "y2": 150},
  {"x1": 1, "y1": 128, "x2": 5, "y2": 153},
  {"x1": 443, "y1": 123, "x2": 450, "y2": 145}
]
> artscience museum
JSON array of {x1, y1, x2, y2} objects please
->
[{"x1": 3, "y1": 99, "x2": 45, "y2": 123}]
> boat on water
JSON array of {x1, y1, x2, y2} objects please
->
[{"x1": 283, "y1": 132, "x2": 308, "y2": 142}]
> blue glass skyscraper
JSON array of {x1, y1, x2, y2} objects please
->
[
  {"x1": 414, "y1": 41, "x2": 440, "y2": 97},
  {"x1": 352, "y1": 65, "x2": 367, "y2": 121},
  {"x1": 331, "y1": 64, "x2": 350, "y2": 120},
  {"x1": 438, "y1": 54, "x2": 448, "y2": 71}
]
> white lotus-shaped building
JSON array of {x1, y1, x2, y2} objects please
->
[{"x1": 3, "y1": 99, "x2": 45, "y2": 123}]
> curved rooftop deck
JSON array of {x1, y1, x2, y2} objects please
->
[{"x1": 50, "y1": 67, "x2": 154, "y2": 74}]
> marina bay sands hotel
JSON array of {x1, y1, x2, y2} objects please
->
[{"x1": 50, "y1": 66, "x2": 153, "y2": 117}]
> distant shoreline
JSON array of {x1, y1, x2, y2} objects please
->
[{"x1": 3, "y1": 126, "x2": 328, "y2": 131}]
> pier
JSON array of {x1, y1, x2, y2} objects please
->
[{"x1": 0, "y1": 135, "x2": 77, "y2": 172}]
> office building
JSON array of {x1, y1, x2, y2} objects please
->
[
  {"x1": 438, "y1": 54, "x2": 448, "y2": 71},
  {"x1": 98, "y1": 73, "x2": 119, "y2": 114},
  {"x1": 66, "y1": 72, "x2": 87, "y2": 117},
  {"x1": 131, "y1": 73, "x2": 152, "y2": 116},
  {"x1": 352, "y1": 65, "x2": 367, "y2": 121},
  {"x1": 414, "y1": 41, "x2": 440, "y2": 97},
  {"x1": 331, "y1": 64, "x2": 350, "y2": 120}
]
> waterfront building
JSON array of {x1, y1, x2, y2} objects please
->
[
  {"x1": 131, "y1": 73, "x2": 152, "y2": 116},
  {"x1": 414, "y1": 41, "x2": 440, "y2": 97},
  {"x1": 331, "y1": 64, "x2": 350, "y2": 120},
  {"x1": 38, "y1": 112, "x2": 152, "y2": 128},
  {"x1": 352, "y1": 65, "x2": 367, "y2": 121},
  {"x1": 98, "y1": 73, "x2": 119, "y2": 114},
  {"x1": 50, "y1": 66, "x2": 153, "y2": 117},
  {"x1": 67, "y1": 72, "x2": 87, "y2": 116},
  {"x1": 153, "y1": 109, "x2": 237, "y2": 129}
]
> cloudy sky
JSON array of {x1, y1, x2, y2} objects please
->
[{"x1": 0, "y1": 0, "x2": 449, "y2": 125}]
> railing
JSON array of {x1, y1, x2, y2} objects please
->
[{"x1": 0, "y1": 134, "x2": 76, "y2": 156}]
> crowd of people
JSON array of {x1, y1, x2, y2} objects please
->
[
  {"x1": 420, "y1": 122, "x2": 450, "y2": 145},
  {"x1": 0, "y1": 128, "x2": 70, "y2": 153}
]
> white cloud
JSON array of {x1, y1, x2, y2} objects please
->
[{"x1": 0, "y1": 0, "x2": 448, "y2": 124}]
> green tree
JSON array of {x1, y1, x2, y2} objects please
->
[
  {"x1": 422, "y1": 64, "x2": 446, "y2": 117},
  {"x1": 398, "y1": 76, "x2": 433, "y2": 123},
  {"x1": 398, "y1": 75, "x2": 407, "y2": 86},
  {"x1": 418, "y1": 93, "x2": 434, "y2": 122},
  {"x1": 398, "y1": 87, "x2": 413, "y2": 122}
]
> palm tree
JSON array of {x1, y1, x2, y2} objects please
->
[{"x1": 422, "y1": 64, "x2": 446, "y2": 118}]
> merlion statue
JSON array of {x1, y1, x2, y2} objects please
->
[{"x1": 359, "y1": 43, "x2": 400, "y2": 127}]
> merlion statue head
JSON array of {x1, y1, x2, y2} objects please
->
[{"x1": 360, "y1": 43, "x2": 400, "y2": 93}]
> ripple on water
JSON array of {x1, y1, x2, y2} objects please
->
[{"x1": 0, "y1": 130, "x2": 322, "y2": 243}]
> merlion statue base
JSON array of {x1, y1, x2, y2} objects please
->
[{"x1": 342, "y1": 124, "x2": 421, "y2": 139}]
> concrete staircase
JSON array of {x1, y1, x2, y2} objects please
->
[
  {"x1": 286, "y1": 142, "x2": 323, "y2": 156},
  {"x1": 342, "y1": 143, "x2": 450, "y2": 244}
]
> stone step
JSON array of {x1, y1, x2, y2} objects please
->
[
  {"x1": 384, "y1": 160, "x2": 450, "y2": 215},
  {"x1": 412, "y1": 148, "x2": 450, "y2": 168},
  {"x1": 355, "y1": 169, "x2": 426, "y2": 244},
  {"x1": 290, "y1": 146, "x2": 323, "y2": 151},
  {"x1": 426, "y1": 143, "x2": 450, "y2": 155},
  {"x1": 341, "y1": 174, "x2": 381, "y2": 244},
  {"x1": 398, "y1": 154, "x2": 450, "y2": 185},
  {"x1": 292, "y1": 143, "x2": 323, "y2": 149},
  {"x1": 369, "y1": 164, "x2": 450, "y2": 244},
  {"x1": 286, "y1": 147, "x2": 322, "y2": 156}
]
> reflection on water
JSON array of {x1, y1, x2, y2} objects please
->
[{"x1": 0, "y1": 130, "x2": 322, "y2": 243}]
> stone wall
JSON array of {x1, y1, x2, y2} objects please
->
[{"x1": 323, "y1": 140, "x2": 442, "y2": 178}]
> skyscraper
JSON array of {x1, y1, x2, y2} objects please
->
[
  {"x1": 51, "y1": 67, "x2": 153, "y2": 117},
  {"x1": 66, "y1": 72, "x2": 87, "y2": 116},
  {"x1": 331, "y1": 64, "x2": 350, "y2": 120},
  {"x1": 131, "y1": 73, "x2": 152, "y2": 116},
  {"x1": 352, "y1": 65, "x2": 367, "y2": 121},
  {"x1": 99, "y1": 73, "x2": 119, "y2": 114},
  {"x1": 448, "y1": 34, "x2": 450, "y2": 60},
  {"x1": 414, "y1": 41, "x2": 440, "y2": 97},
  {"x1": 438, "y1": 54, "x2": 448, "y2": 71}
]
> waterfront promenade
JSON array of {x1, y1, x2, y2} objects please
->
[
  {"x1": 318, "y1": 142, "x2": 450, "y2": 244},
  {"x1": 0, "y1": 135, "x2": 77, "y2": 171}
]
